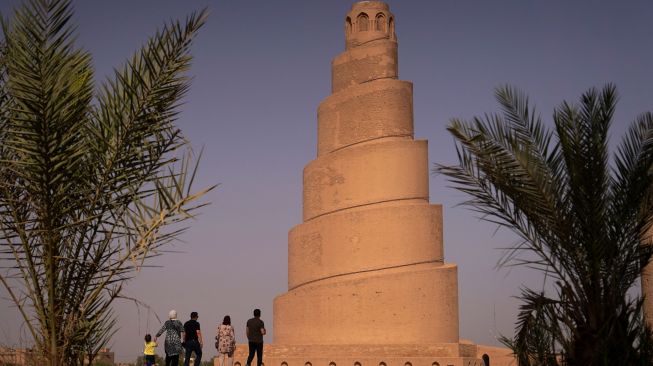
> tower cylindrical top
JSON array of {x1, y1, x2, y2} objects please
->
[{"x1": 344, "y1": 1, "x2": 396, "y2": 50}]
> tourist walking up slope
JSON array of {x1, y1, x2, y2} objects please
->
[
  {"x1": 143, "y1": 334, "x2": 157, "y2": 366},
  {"x1": 155, "y1": 310, "x2": 185, "y2": 366},
  {"x1": 246, "y1": 308, "x2": 266, "y2": 366},
  {"x1": 216, "y1": 315, "x2": 236, "y2": 366},
  {"x1": 184, "y1": 311, "x2": 203, "y2": 366}
]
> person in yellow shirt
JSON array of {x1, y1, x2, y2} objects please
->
[{"x1": 144, "y1": 334, "x2": 157, "y2": 366}]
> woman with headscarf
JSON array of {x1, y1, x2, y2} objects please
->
[{"x1": 155, "y1": 309, "x2": 185, "y2": 366}]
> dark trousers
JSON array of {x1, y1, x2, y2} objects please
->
[
  {"x1": 184, "y1": 339, "x2": 202, "y2": 366},
  {"x1": 165, "y1": 353, "x2": 179, "y2": 366},
  {"x1": 145, "y1": 355, "x2": 156, "y2": 366},
  {"x1": 246, "y1": 341, "x2": 263, "y2": 366}
]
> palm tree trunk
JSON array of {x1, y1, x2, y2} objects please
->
[{"x1": 642, "y1": 226, "x2": 653, "y2": 330}]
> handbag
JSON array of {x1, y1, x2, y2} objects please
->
[{"x1": 215, "y1": 336, "x2": 220, "y2": 350}]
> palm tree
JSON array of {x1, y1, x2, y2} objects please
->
[
  {"x1": 0, "y1": 1, "x2": 214, "y2": 365},
  {"x1": 435, "y1": 84, "x2": 653, "y2": 365}
]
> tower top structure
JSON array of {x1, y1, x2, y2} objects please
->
[{"x1": 345, "y1": 1, "x2": 396, "y2": 49}]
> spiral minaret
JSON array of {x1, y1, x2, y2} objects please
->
[
  {"x1": 273, "y1": 1, "x2": 459, "y2": 345},
  {"x1": 224, "y1": 3, "x2": 516, "y2": 365}
]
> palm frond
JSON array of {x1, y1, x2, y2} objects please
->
[
  {"x1": 0, "y1": 2, "x2": 213, "y2": 365},
  {"x1": 436, "y1": 84, "x2": 653, "y2": 365}
]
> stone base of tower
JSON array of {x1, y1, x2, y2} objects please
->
[
  {"x1": 220, "y1": 342, "x2": 515, "y2": 366},
  {"x1": 274, "y1": 263, "x2": 459, "y2": 345}
]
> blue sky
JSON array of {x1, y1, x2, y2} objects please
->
[{"x1": 1, "y1": 0, "x2": 652, "y2": 362}]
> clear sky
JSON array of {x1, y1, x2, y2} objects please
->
[{"x1": 1, "y1": 0, "x2": 652, "y2": 363}]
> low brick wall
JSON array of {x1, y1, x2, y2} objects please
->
[{"x1": 213, "y1": 343, "x2": 513, "y2": 366}]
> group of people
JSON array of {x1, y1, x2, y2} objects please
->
[{"x1": 142, "y1": 309, "x2": 266, "y2": 366}]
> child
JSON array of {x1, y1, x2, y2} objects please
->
[{"x1": 143, "y1": 334, "x2": 157, "y2": 366}]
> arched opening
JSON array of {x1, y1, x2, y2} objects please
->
[
  {"x1": 375, "y1": 13, "x2": 386, "y2": 32},
  {"x1": 357, "y1": 13, "x2": 369, "y2": 32},
  {"x1": 281, "y1": 362, "x2": 288, "y2": 366},
  {"x1": 345, "y1": 17, "x2": 352, "y2": 35},
  {"x1": 482, "y1": 354, "x2": 490, "y2": 366},
  {"x1": 389, "y1": 17, "x2": 395, "y2": 39},
  {"x1": 432, "y1": 362, "x2": 440, "y2": 366}
]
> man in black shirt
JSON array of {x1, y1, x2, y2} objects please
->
[
  {"x1": 183, "y1": 311, "x2": 203, "y2": 366},
  {"x1": 246, "y1": 308, "x2": 266, "y2": 366}
]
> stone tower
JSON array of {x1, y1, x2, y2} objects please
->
[
  {"x1": 273, "y1": 0, "x2": 460, "y2": 345},
  {"x1": 228, "y1": 2, "x2": 515, "y2": 366}
]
